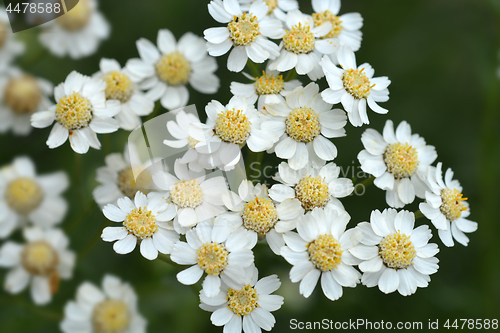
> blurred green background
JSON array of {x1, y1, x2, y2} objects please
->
[{"x1": 0, "y1": 0, "x2": 499, "y2": 332}]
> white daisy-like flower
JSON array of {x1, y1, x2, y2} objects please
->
[
  {"x1": 261, "y1": 82, "x2": 347, "y2": 170},
  {"x1": 189, "y1": 96, "x2": 278, "y2": 170},
  {"x1": 239, "y1": 0, "x2": 299, "y2": 21},
  {"x1": 280, "y1": 204, "x2": 362, "y2": 301},
  {"x1": 204, "y1": 0, "x2": 283, "y2": 72},
  {"x1": 200, "y1": 266, "x2": 284, "y2": 333},
  {"x1": 93, "y1": 58, "x2": 154, "y2": 130},
  {"x1": 60, "y1": 274, "x2": 147, "y2": 333},
  {"x1": 152, "y1": 160, "x2": 228, "y2": 233},
  {"x1": 0, "y1": 156, "x2": 68, "y2": 238},
  {"x1": 39, "y1": 0, "x2": 109, "y2": 59},
  {"x1": 101, "y1": 192, "x2": 179, "y2": 260},
  {"x1": 171, "y1": 221, "x2": 256, "y2": 297},
  {"x1": 0, "y1": 9, "x2": 24, "y2": 72},
  {"x1": 30, "y1": 71, "x2": 120, "y2": 154},
  {"x1": 357, "y1": 119, "x2": 437, "y2": 208},
  {"x1": 128, "y1": 29, "x2": 219, "y2": 111},
  {"x1": 0, "y1": 227, "x2": 75, "y2": 305},
  {"x1": 350, "y1": 209, "x2": 439, "y2": 296},
  {"x1": 218, "y1": 180, "x2": 303, "y2": 255},
  {"x1": 419, "y1": 163, "x2": 477, "y2": 247},
  {"x1": 230, "y1": 69, "x2": 301, "y2": 111},
  {"x1": 268, "y1": 9, "x2": 337, "y2": 80},
  {"x1": 321, "y1": 47, "x2": 390, "y2": 127},
  {"x1": 0, "y1": 67, "x2": 53, "y2": 136}
]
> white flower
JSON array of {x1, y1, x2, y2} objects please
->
[
  {"x1": 281, "y1": 204, "x2": 362, "y2": 301},
  {"x1": 152, "y1": 160, "x2": 228, "y2": 233},
  {"x1": 0, "y1": 9, "x2": 24, "y2": 72},
  {"x1": 261, "y1": 82, "x2": 347, "y2": 170},
  {"x1": 268, "y1": 9, "x2": 337, "y2": 80},
  {"x1": 219, "y1": 180, "x2": 303, "y2": 254},
  {"x1": 39, "y1": 0, "x2": 109, "y2": 59},
  {"x1": 0, "y1": 67, "x2": 53, "y2": 136},
  {"x1": 60, "y1": 274, "x2": 147, "y2": 333},
  {"x1": 419, "y1": 163, "x2": 477, "y2": 247},
  {"x1": 230, "y1": 69, "x2": 301, "y2": 110},
  {"x1": 0, "y1": 227, "x2": 75, "y2": 305},
  {"x1": 204, "y1": 0, "x2": 283, "y2": 72},
  {"x1": 101, "y1": 192, "x2": 179, "y2": 260},
  {"x1": 94, "y1": 58, "x2": 154, "y2": 130},
  {"x1": 351, "y1": 209, "x2": 439, "y2": 296},
  {"x1": 239, "y1": 0, "x2": 299, "y2": 21},
  {"x1": 171, "y1": 221, "x2": 256, "y2": 297},
  {"x1": 357, "y1": 120, "x2": 437, "y2": 208},
  {"x1": 0, "y1": 156, "x2": 68, "y2": 237},
  {"x1": 128, "y1": 29, "x2": 219, "y2": 111},
  {"x1": 31, "y1": 71, "x2": 120, "y2": 154},
  {"x1": 200, "y1": 266, "x2": 284, "y2": 333},
  {"x1": 321, "y1": 47, "x2": 390, "y2": 127}
]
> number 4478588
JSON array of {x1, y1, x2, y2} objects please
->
[
  {"x1": 6, "y1": 2, "x2": 62, "y2": 14},
  {"x1": 444, "y1": 319, "x2": 498, "y2": 330}
]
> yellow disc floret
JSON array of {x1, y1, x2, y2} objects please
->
[
  {"x1": 383, "y1": 143, "x2": 419, "y2": 179},
  {"x1": 228, "y1": 12, "x2": 260, "y2": 46},
  {"x1": 103, "y1": 71, "x2": 135, "y2": 103},
  {"x1": 155, "y1": 52, "x2": 191, "y2": 86},
  {"x1": 3, "y1": 76, "x2": 42, "y2": 114},
  {"x1": 92, "y1": 299, "x2": 130, "y2": 333},
  {"x1": 313, "y1": 10, "x2": 344, "y2": 39},
  {"x1": 307, "y1": 234, "x2": 343, "y2": 271},
  {"x1": 283, "y1": 23, "x2": 315, "y2": 54},
  {"x1": 295, "y1": 175, "x2": 330, "y2": 211},
  {"x1": 342, "y1": 68, "x2": 372, "y2": 99},
  {"x1": 21, "y1": 241, "x2": 59, "y2": 276},
  {"x1": 197, "y1": 242, "x2": 229, "y2": 275},
  {"x1": 241, "y1": 196, "x2": 278, "y2": 236},
  {"x1": 214, "y1": 108, "x2": 252, "y2": 144},
  {"x1": 263, "y1": 0, "x2": 278, "y2": 13},
  {"x1": 55, "y1": 92, "x2": 93, "y2": 131},
  {"x1": 123, "y1": 207, "x2": 157, "y2": 239},
  {"x1": 227, "y1": 285, "x2": 259, "y2": 316},
  {"x1": 440, "y1": 188, "x2": 468, "y2": 221},
  {"x1": 254, "y1": 71, "x2": 285, "y2": 96},
  {"x1": 285, "y1": 107, "x2": 321, "y2": 143},
  {"x1": 170, "y1": 179, "x2": 204, "y2": 209},
  {"x1": 379, "y1": 232, "x2": 416, "y2": 270},
  {"x1": 117, "y1": 167, "x2": 151, "y2": 199},
  {"x1": 5, "y1": 177, "x2": 44, "y2": 215},
  {"x1": 56, "y1": 0, "x2": 91, "y2": 31}
]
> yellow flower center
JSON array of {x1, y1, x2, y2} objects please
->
[
  {"x1": 295, "y1": 176, "x2": 330, "y2": 211},
  {"x1": 170, "y1": 179, "x2": 204, "y2": 209},
  {"x1": 55, "y1": 92, "x2": 93, "y2": 131},
  {"x1": 187, "y1": 136, "x2": 199, "y2": 149},
  {"x1": 227, "y1": 285, "x2": 259, "y2": 316},
  {"x1": 439, "y1": 188, "x2": 468, "y2": 221},
  {"x1": 21, "y1": 241, "x2": 59, "y2": 276},
  {"x1": 56, "y1": 0, "x2": 91, "y2": 31},
  {"x1": 312, "y1": 10, "x2": 344, "y2": 39},
  {"x1": 3, "y1": 76, "x2": 42, "y2": 115},
  {"x1": 123, "y1": 207, "x2": 157, "y2": 239},
  {"x1": 241, "y1": 197, "x2": 278, "y2": 236},
  {"x1": 254, "y1": 71, "x2": 285, "y2": 96},
  {"x1": 228, "y1": 12, "x2": 260, "y2": 46},
  {"x1": 155, "y1": 51, "x2": 191, "y2": 86},
  {"x1": 307, "y1": 234, "x2": 343, "y2": 272},
  {"x1": 285, "y1": 107, "x2": 321, "y2": 143},
  {"x1": 379, "y1": 232, "x2": 416, "y2": 270},
  {"x1": 5, "y1": 177, "x2": 44, "y2": 215},
  {"x1": 342, "y1": 68, "x2": 372, "y2": 100},
  {"x1": 117, "y1": 167, "x2": 152, "y2": 199},
  {"x1": 0, "y1": 20, "x2": 7, "y2": 49},
  {"x1": 283, "y1": 23, "x2": 315, "y2": 54},
  {"x1": 92, "y1": 299, "x2": 130, "y2": 333},
  {"x1": 383, "y1": 143, "x2": 419, "y2": 179},
  {"x1": 262, "y1": 0, "x2": 278, "y2": 13},
  {"x1": 197, "y1": 242, "x2": 229, "y2": 275},
  {"x1": 214, "y1": 108, "x2": 252, "y2": 144},
  {"x1": 103, "y1": 71, "x2": 135, "y2": 103}
]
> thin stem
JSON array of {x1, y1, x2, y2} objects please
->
[
  {"x1": 145, "y1": 101, "x2": 162, "y2": 122},
  {"x1": 353, "y1": 175, "x2": 375, "y2": 193},
  {"x1": 246, "y1": 151, "x2": 264, "y2": 183},
  {"x1": 157, "y1": 253, "x2": 182, "y2": 268},
  {"x1": 246, "y1": 59, "x2": 260, "y2": 77},
  {"x1": 284, "y1": 68, "x2": 298, "y2": 82},
  {"x1": 414, "y1": 210, "x2": 424, "y2": 220}
]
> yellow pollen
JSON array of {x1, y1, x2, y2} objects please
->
[
  {"x1": 3, "y1": 76, "x2": 42, "y2": 115},
  {"x1": 312, "y1": 10, "x2": 344, "y2": 39},
  {"x1": 285, "y1": 107, "x2": 321, "y2": 143},
  {"x1": 0, "y1": 20, "x2": 7, "y2": 49},
  {"x1": 103, "y1": 71, "x2": 135, "y2": 103},
  {"x1": 170, "y1": 179, "x2": 204, "y2": 209},
  {"x1": 56, "y1": 0, "x2": 91, "y2": 31},
  {"x1": 155, "y1": 51, "x2": 191, "y2": 86},
  {"x1": 440, "y1": 188, "x2": 468, "y2": 221},
  {"x1": 21, "y1": 241, "x2": 59, "y2": 276},
  {"x1": 241, "y1": 196, "x2": 278, "y2": 236},
  {"x1": 214, "y1": 108, "x2": 252, "y2": 144},
  {"x1": 283, "y1": 23, "x2": 315, "y2": 54},
  {"x1": 383, "y1": 143, "x2": 419, "y2": 179},
  {"x1": 262, "y1": 0, "x2": 278, "y2": 13},
  {"x1": 254, "y1": 71, "x2": 285, "y2": 96},
  {"x1": 187, "y1": 136, "x2": 199, "y2": 149},
  {"x1": 379, "y1": 232, "x2": 416, "y2": 270},
  {"x1": 55, "y1": 92, "x2": 93, "y2": 131},
  {"x1": 294, "y1": 175, "x2": 330, "y2": 211},
  {"x1": 342, "y1": 68, "x2": 372, "y2": 99},
  {"x1": 123, "y1": 207, "x2": 157, "y2": 239},
  {"x1": 197, "y1": 242, "x2": 229, "y2": 275},
  {"x1": 228, "y1": 12, "x2": 261, "y2": 46},
  {"x1": 92, "y1": 299, "x2": 130, "y2": 333},
  {"x1": 307, "y1": 234, "x2": 343, "y2": 271},
  {"x1": 227, "y1": 285, "x2": 259, "y2": 316},
  {"x1": 5, "y1": 177, "x2": 44, "y2": 215},
  {"x1": 117, "y1": 167, "x2": 152, "y2": 199}
]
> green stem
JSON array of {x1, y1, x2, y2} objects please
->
[
  {"x1": 414, "y1": 210, "x2": 424, "y2": 220},
  {"x1": 353, "y1": 175, "x2": 375, "y2": 193},
  {"x1": 284, "y1": 68, "x2": 298, "y2": 82},
  {"x1": 145, "y1": 101, "x2": 162, "y2": 122},
  {"x1": 247, "y1": 151, "x2": 264, "y2": 183},
  {"x1": 157, "y1": 253, "x2": 182, "y2": 268},
  {"x1": 246, "y1": 59, "x2": 261, "y2": 78}
]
